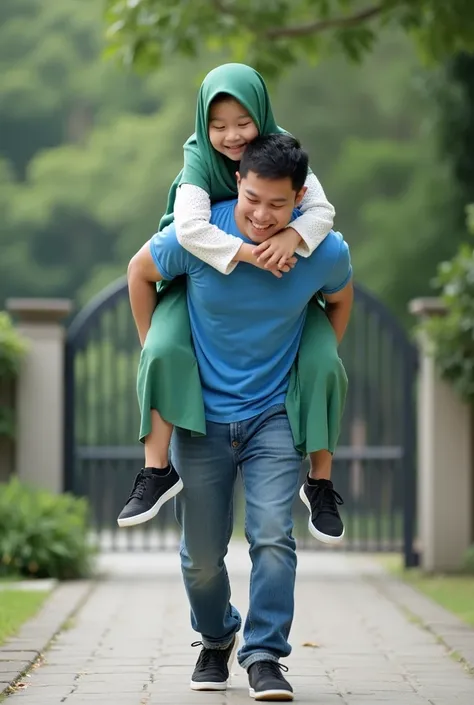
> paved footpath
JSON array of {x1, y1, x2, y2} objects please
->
[{"x1": 4, "y1": 543, "x2": 474, "y2": 705}]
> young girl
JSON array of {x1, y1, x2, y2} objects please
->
[{"x1": 118, "y1": 63, "x2": 348, "y2": 545}]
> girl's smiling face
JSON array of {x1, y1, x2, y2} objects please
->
[{"x1": 208, "y1": 96, "x2": 259, "y2": 161}]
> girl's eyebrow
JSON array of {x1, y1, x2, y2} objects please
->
[{"x1": 210, "y1": 113, "x2": 250, "y2": 121}]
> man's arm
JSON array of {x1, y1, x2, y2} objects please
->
[
  {"x1": 323, "y1": 281, "x2": 354, "y2": 345},
  {"x1": 127, "y1": 241, "x2": 164, "y2": 347}
]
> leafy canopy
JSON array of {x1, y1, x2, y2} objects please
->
[{"x1": 105, "y1": 0, "x2": 474, "y2": 76}]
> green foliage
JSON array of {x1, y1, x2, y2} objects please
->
[
  {"x1": 0, "y1": 312, "x2": 27, "y2": 440},
  {"x1": 104, "y1": 0, "x2": 474, "y2": 77},
  {"x1": 0, "y1": 0, "x2": 200, "y2": 306},
  {"x1": 421, "y1": 206, "x2": 474, "y2": 401},
  {"x1": 0, "y1": 478, "x2": 96, "y2": 580},
  {"x1": 0, "y1": 408, "x2": 15, "y2": 440},
  {"x1": 272, "y1": 34, "x2": 463, "y2": 325},
  {"x1": 0, "y1": 1, "x2": 470, "y2": 330},
  {"x1": 0, "y1": 312, "x2": 27, "y2": 379}
]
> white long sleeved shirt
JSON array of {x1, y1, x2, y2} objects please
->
[{"x1": 173, "y1": 172, "x2": 335, "y2": 275}]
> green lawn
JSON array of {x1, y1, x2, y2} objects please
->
[
  {"x1": 0, "y1": 590, "x2": 50, "y2": 646},
  {"x1": 377, "y1": 554, "x2": 474, "y2": 627}
]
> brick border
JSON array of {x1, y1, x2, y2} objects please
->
[{"x1": 367, "y1": 574, "x2": 474, "y2": 673}]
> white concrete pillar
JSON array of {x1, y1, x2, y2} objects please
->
[
  {"x1": 6, "y1": 298, "x2": 72, "y2": 494},
  {"x1": 410, "y1": 297, "x2": 473, "y2": 571}
]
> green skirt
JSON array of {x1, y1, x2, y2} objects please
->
[{"x1": 137, "y1": 279, "x2": 348, "y2": 455}]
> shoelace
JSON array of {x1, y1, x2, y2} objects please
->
[
  {"x1": 311, "y1": 484, "x2": 344, "y2": 516},
  {"x1": 253, "y1": 661, "x2": 289, "y2": 676},
  {"x1": 191, "y1": 641, "x2": 228, "y2": 669},
  {"x1": 127, "y1": 471, "x2": 148, "y2": 502}
]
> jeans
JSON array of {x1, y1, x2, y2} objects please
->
[{"x1": 171, "y1": 403, "x2": 303, "y2": 669}]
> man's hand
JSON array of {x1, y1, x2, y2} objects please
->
[
  {"x1": 252, "y1": 227, "x2": 302, "y2": 270},
  {"x1": 236, "y1": 242, "x2": 297, "y2": 278}
]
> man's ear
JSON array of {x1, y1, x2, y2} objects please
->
[
  {"x1": 236, "y1": 171, "x2": 241, "y2": 190},
  {"x1": 295, "y1": 186, "x2": 307, "y2": 207}
]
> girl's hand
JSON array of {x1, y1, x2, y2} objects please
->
[
  {"x1": 253, "y1": 227, "x2": 302, "y2": 270},
  {"x1": 235, "y1": 242, "x2": 297, "y2": 277},
  {"x1": 264, "y1": 256, "x2": 297, "y2": 279}
]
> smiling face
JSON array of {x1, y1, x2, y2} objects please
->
[
  {"x1": 208, "y1": 97, "x2": 259, "y2": 162},
  {"x1": 235, "y1": 170, "x2": 306, "y2": 244}
]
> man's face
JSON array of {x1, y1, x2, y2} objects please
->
[{"x1": 235, "y1": 170, "x2": 306, "y2": 244}]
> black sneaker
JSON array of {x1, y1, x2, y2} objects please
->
[
  {"x1": 248, "y1": 661, "x2": 293, "y2": 701},
  {"x1": 117, "y1": 465, "x2": 183, "y2": 528},
  {"x1": 299, "y1": 477, "x2": 345, "y2": 544},
  {"x1": 190, "y1": 635, "x2": 238, "y2": 691}
]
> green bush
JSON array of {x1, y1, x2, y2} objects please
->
[
  {"x1": 420, "y1": 204, "x2": 474, "y2": 402},
  {"x1": 0, "y1": 479, "x2": 97, "y2": 580},
  {"x1": 0, "y1": 312, "x2": 27, "y2": 380},
  {"x1": 0, "y1": 312, "x2": 28, "y2": 439}
]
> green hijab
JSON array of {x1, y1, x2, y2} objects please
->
[{"x1": 159, "y1": 63, "x2": 283, "y2": 230}]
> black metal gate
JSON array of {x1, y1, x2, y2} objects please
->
[{"x1": 64, "y1": 278, "x2": 418, "y2": 565}]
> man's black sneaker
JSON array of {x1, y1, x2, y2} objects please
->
[
  {"x1": 299, "y1": 477, "x2": 345, "y2": 544},
  {"x1": 117, "y1": 465, "x2": 183, "y2": 528},
  {"x1": 248, "y1": 661, "x2": 293, "y2": 701},
  {"x1": 190, "y1": 635, "x2": 238, "y2": 691}
]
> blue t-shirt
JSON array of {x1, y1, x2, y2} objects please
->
[{"x1": 150, "y1": 199, "x2": 352, "y2": 423}]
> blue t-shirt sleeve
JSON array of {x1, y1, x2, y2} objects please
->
[
  {"x1": 149, "y1": 225, "x2": 191, "y2": 280},
  {"x1": 320, "y1": 233, "x2": 352, "y2": 294}
]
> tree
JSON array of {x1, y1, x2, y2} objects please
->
[
  {"x1": 435, "y1": 53, "x2": 474, "y2": 218},
  {"x1": 105, "y1": 0, "x2": 474, "y2": 77},
  {"x1": 270, "y1": 32, "x2": 460, "y2": 325},
  {"x1": 0, "y1": 1, "x2": 467, "y2": 327},
  {"x1": 0, "y1": 0, "x2": 165, "y2": 178},
  {"x1": 0, "y1": 0, "x2": 203, "y2": 305},
  {"x1": 0, "y1": 71, "x2": 197, "y2": 306}
]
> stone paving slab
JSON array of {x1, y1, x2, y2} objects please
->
[
  {"x1": 3, "y1": 544, "x2": 474, "y2": 704},
  {"x1": 0, "y1": 580, "x2": 93, "y2": 696}
]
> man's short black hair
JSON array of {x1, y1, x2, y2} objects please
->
[{"x1": 239, "y1": 133, "x2": 309, "y2": 192}]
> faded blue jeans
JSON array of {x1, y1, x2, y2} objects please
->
[{"x1": 171, "y1": 404, "x2": 303, "y2": 669}]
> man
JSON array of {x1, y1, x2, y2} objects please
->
[{"x1": 127, "y1": 133, "x2": 353, "y2": 701}]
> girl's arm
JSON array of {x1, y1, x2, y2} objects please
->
[
  {"x1": 252, "y1": 172, "x2": 335, "y2": 269},
  {"x1": 174, "y1": 184, "x2": 290, "y2": 277},
  {"x1": 292, "y1": 172, "x2": 335, "y2": 257},
  {"x1": 174, "y1": 184, "x2": 244, "y2": 275}
]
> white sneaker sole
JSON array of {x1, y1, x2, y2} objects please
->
[
  {"x1": 249, "y1": 686, "x2": 294, "y2": 701},
  {"x1": 299, "y1": 484, "x2": 345, "y2": 545},
  {"x1": 190, "y1": 634, "x2": 239, "y2": 691},
  {"x1": 117, "y1": 478, "x2": 184, "y2": 528},
  {"x1": 190, "y1": 680, "x2": 227, "y2": 691}
]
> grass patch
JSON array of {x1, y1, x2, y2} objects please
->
[
  {"x1": 0, "y1": 590, "x2": 49, "y2": 646},
  {"x1": 407, "y1": 575, "x2": 474, "y2": 626},
  {"x1": 377, "y1": 553, "x2": 474, "y2": 627}
]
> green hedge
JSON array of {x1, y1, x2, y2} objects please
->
[
  {"x1": 421, "y1": 205, "x2": 474, "y2": 402},
  {"x1": 0, "y1": 479, "x2": 97, "y2": 580},
  {"x1": 0, "y1": 312, "x2": 27, "y2": 439}
]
